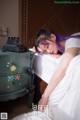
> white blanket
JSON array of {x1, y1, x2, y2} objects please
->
[
  {"x1": 33, "y1": 54, "x2": 60, "y2": 83},
  {"x1": 12, "y1": 54, "x2": 80, "y2": 120}
]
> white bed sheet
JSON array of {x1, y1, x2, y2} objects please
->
[
  {"x1": 33, "y1": 54, "x2": 61, "y2": 83},
  {"x1": 12, "y1": 54, "x2": 80, "y2": 120}
]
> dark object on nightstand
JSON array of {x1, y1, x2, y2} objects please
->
[{"x1": 2, "y1": 37, "x2": 28, "y2": 52}]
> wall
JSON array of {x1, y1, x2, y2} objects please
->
[
  {"x1": 0, "y1": 0, "x2": 19, "y2": 48},
  {"x1": 0, "y1": 0, "x2": 80, "y2": 48},
  {"x1": 27, "y1": 0, "x2": 80, "y2": 47}
]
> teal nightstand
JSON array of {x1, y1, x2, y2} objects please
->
[{"x1": 0, "y1": 50, "x2": 34, "y2": 107}]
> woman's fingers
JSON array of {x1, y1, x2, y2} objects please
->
[{"x1": 38, "y1": 97, "x2": 48, "y2": 112}]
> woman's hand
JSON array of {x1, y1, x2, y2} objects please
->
[{"x1": 38, "y1": 96, "x2": 49, "y2": 112}]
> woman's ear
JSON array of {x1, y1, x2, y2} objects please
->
[{"x1": 51, "y1": 34, "x2": 56, "y2": 42}]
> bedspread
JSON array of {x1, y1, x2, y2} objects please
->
[{"x1": 12, "y1": 54, "x2": 80, "y2": 120}]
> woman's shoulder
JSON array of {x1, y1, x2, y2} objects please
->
[{"x1": 65, "y1": 35, "x2": 80, "y2": 50}]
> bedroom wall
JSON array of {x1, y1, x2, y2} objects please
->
[
  {"x1": 0, "y1": 0, "x2": 80, "y2": 48},
  {"x1": 27, "y1": 0, "x2": 80, "y2": 47},
  {"x1": 0, "y1": 0, "x2": 19, "y2": 48}
]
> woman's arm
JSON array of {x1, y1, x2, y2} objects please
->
[
  {"x1": 38, "y1": 47, "x2": 79, "y2": 111},
  {"x1": 49, "y1": 53, "x2": 61, "y2": 58}
]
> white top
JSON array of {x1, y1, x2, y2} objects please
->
[{"x1": 65, "y1": 32, "x2": 80, "y2": 50}]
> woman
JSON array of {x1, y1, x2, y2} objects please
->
[
  {"x1": 12, "y1": 28, "x2": 80, "y2": 120},
  {"x1": 34, "y1": 28, "x2": 80, "y2": 112}
]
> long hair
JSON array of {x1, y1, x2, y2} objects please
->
[{"x1": 35, "y1": 28, "x2": 80, "y2": 54}]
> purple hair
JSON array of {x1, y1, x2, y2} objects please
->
[{"x1": 35, "y1": 28, "x2": 80, "y2": 54}]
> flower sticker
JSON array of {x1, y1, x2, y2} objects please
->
[
  {"x1": 10, "y1": 65, "x2": 17, "y2": 71},
  {"x1": 15, "y1": 74, "x2": 20, "y2": 80},
  {"x1": 8, "y1": 75, "x2": 14, "y2": 81}
]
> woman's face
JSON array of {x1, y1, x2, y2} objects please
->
[
  {"x1": 38, "y1": 34, "x2": 58, "y2": 54},
  {"x1": 38, "y1": 41, "x2": 57, "y2": 54}
]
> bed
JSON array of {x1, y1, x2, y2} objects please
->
[{"x1": 12, "y1": 54, "x2": 80, "y2": 120}]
